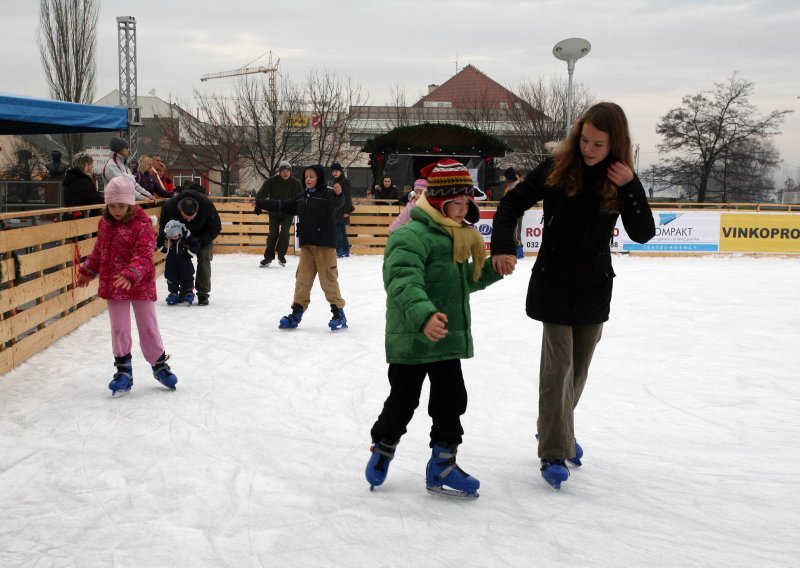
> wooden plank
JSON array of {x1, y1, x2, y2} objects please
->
[
  {"x1": 219, "y1": 224, "x2": 270, "y2": 235},
  {"x1": 1, "y1": 284, "x2": 98, "y2": 343},
  {"x1": 0, "y1": 216, "x2": 100, "y2": 252},
  {"x1": 0, "y1": 266, "x2": 90, "y2": 313},
  {"x1": 4, "y1": 238, "x2": 97, "y2": 282},
  {"x1": 0, "y1": 348, "x2": 13, "y2": 377},
  {"x1": 4, "y1": 298, "x2": 107, "y2": 374}
]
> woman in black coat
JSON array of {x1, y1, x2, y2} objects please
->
[
  {"x1": 63, "y1": 152, "x2": 104, "y2": 218},
  {"x1": 490, "y1": 102, "x2": 655, "y2": 490}
]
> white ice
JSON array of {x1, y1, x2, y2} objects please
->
[{"x1": 1, "y1": 254, "x2": 799, "y2": 568}]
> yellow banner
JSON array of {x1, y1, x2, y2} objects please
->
[{"x1": 719, "y1": 213, "x2": 800, "y2": 253}]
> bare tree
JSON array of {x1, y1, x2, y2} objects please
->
[
  {"x1": 305, "y1": 70, "x2": 369, "y2": 167},
  {"x1": 654, "y1": 74, "x2": 792, "y2": 203},
  {"x1": 36, "y1": 0, "x2": 99, "y2": 159},
  {"x1": 506, "y1": 75, "x2": 595, "y2": 170},
  {"x1": 156, "y1": 93, "x2": 244, "y2": 196},
  {"x1": 234, "y1": 74, "x2": 309, "y2": 180}
]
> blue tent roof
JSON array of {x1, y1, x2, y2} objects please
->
[{"x1": 0, "y1": 93, "x2": 128, "y2": 135}]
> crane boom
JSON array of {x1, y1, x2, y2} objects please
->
[{"x1": 200, "y1": 65, "x2": 276, "y2": 82}]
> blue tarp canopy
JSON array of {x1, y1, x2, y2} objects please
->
[{"x1": 0, "y1": 93, "x2": 128, "y2": 135}]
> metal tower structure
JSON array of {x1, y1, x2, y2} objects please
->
[{"x1": 117, "y1": 16, "x2": 143, "y2": 159}]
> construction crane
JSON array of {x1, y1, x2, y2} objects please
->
[{"x1": 200, "y1": 51, "x2": 280, "y2": 103}]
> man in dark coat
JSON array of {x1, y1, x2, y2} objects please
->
[
  {"x1": 255, "y1": 160, "x2": 302, "y2": 267},
  {"x1": 158, "y1": 187, "x2": 221, "y2": 306}
]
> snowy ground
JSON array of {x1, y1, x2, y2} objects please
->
[{"x1": 1, "y1": 253, "x2": 799, "y2": 568}]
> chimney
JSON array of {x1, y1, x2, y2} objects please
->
[{"x1": 427, "y1": 84, "x2": 439, "y2": 94}]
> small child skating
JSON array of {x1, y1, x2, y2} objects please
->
[
  {"x1": 77, "y1": 176, "x2": 178, "y2": 397},
  {"x1": 157, "y1": 219, "x2": 201, "y2": 305},
  {"x1": 365, "y1": 159, "x2": 503, "y2": 500},
  {"x1": 253, "y1": 164, "x2": 347, "y2": 331}
]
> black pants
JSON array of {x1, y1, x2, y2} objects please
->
[
  {"x1": 370, "y1": 359, "x2": 467, "y2": 448},
  {"x1": 164, "y1": 250, "x2": 195, "y2": 294}
]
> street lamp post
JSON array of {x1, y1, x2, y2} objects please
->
[{"x1": 552, "y1": 38, "x2": 591, "y2": 136}]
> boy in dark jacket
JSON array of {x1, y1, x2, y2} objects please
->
[
  {"x1": 157, "y1": 219, "x2": 201, "y2": 305},
  {"x1": 365, "y1": 159, "x2": 502, "y2": 500},
  {"x1": 254, "y1": 164, "x2": 347, "y2": 330}
]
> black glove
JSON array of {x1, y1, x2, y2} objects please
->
[{"x1": 255, "y1": 206, "x2": 263, "y2": 215}]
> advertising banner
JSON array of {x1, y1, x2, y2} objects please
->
[
  {"x1": 618, "y1": 211, "x2": 720, "y2": 252},
  {"x1": 719, "y1": 213, "x2": 800, "y2": 253}
]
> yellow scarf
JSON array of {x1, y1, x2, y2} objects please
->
[{"x1": 417, "y1": 193, "x2": 486, "y2": 281}]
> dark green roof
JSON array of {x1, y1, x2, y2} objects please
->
[{"x1": 361, "y1": 122, "x2": 511, "y2": 157}]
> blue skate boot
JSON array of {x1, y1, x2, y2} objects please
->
[
  {"x1": 328, "y1": 304, "x2": 347, "y2": 331},
  {"x1": 365, "y1": 439, "x2": 398, "y2": 490},
  {"x1": 425, "y1": 443, "x2": 480, "y2": 500},
  {"x1": 165, "y1": 292, "x2": 180, "y2": 305},
  {"x1": 540, "y1": 459, "x2": 569, "y2": 490},
  {"x1": 182, "y1": 291, "x2": 196, "y2": 306},
  {"x1": 567, "y1": 440, "x2": 584, "y2": 467},
  {"x1": 279, "y1": 303, "x2": 304, "y2": 330},
  {"x1": 151, "y1": 352, "x2": 177, "y2": 390},
  {"x1": 109, "y1": 353, "x2": 133, "y2": 397}
]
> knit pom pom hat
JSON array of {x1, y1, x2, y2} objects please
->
[
  {"x1": 419, "y1": 158, "x2": 479, "y2": 224},
  {"x1": 104, "y1": 176, "x2": 136, "y2": 205}
]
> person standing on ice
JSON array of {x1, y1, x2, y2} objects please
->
[
  {"x1": 253, "y1": 164, "x2": 348, "y2": 331},
  {"x1": 76, "y1": 176, "x2": 179, "y2": 397},
  {"x1": 490, "y1": 102, "x2": 655, "y2": 490},
  {"x1": 365, "y1": 158, "x2": 503, "y2": 500}
]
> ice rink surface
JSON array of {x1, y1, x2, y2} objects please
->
[{"x1": 1, "y1": 254, "x2": 798, "y2": 567}]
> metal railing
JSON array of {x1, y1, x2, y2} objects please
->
[{"x1": 0, "y1": 180, "x2": 63, "y2": 213}]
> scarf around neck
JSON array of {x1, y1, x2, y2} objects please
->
[{"x1": 416, "y1": 193, "x2": 486, "y2": 281}]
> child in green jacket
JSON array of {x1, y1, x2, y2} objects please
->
[{"x1": 365, "y1": 159, "x2": 502, "y2": 500}]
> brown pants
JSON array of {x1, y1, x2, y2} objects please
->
[
  {"x1": 537, "y1": 322, "x2": 603, "y2": 459},
  {"x1": 293, "y1": 245, "x2": 345, "y2": 310}
]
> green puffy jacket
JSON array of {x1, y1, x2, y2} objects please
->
[{"x1": 383, "y1": 207, "x2": 502, "y2": 364}]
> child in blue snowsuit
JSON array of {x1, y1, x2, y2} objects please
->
[{"x1": 157, "y1": 219, "x2": 201, "y2": 305}]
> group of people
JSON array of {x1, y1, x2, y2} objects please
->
[{"x1": 78, "y1": 102, "x2": 656, "y2": 496}]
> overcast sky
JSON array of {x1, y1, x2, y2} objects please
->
[{"x1": 2, "y1": 0, "x2": 799, "y2": 180}]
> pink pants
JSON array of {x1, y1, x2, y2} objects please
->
[{"x1": 107, "y1": 300, "x2": 165, "y2": 365}]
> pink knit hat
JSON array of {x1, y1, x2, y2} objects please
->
[
  {"x1": 104, "y1": 176, "x2": 136, "y2": 205},
  {"x1": 413, "y1": 178, "x2": 428, "y2": 190}
]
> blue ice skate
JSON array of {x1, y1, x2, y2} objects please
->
[
  {"x1": 165, "y1": 292, "x2": 180, "y2": 305},
  {"x1": 152, "y1": 352, "x2": 177, "y2": 390},
  {"x1": 109, "y1": 353, "x2": 133, "y2": 397},
  {"x1": 182, "y1": 292, "x2": 196, "y2": 306},
  {"x1": 567, "y1": 441, "x2": 584, "y2": 467},
  {"x1": 425, "y1": 443, "x2": 479, "y2": 500},
  {"x1": 328, "y1": 304, "x2": 347, "y2": 331},
  {"x1": 365, "y1": 439, "x2": 398, "y2": 490},
  {"x1": 279, "y1": 304, "x2": 304, "y2": 330},
  {"x1": 540, "y1": 459, "x2": 569, "y2": 491}
]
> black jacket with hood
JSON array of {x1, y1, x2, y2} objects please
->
[{"x1": 255, "y1": 164, "x2": 344, "y2": 248}]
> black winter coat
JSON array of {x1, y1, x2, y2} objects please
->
[
  {"x1": 63, "y1": 167, "x2": 104, "y2": 209},
  {"x1": 330, "y1": 176, "x2": 354, "y2": 224},
  {"x1": 158, "y1": 189, "x2": 222, "y2": 247},
  {"x1": 255, "y1": 165, "x2": 343, "y2": 248},
  {"x1": 491, "y1": 159, "x2": 655, "y2": 325}
]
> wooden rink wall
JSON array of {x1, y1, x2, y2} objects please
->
[{"x1": 1, "y1": 198, "x2": 799, "y2": 375}]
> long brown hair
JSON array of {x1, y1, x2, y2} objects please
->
[{"x1": 547, "y1": 102, "x2": 633, "y2": 213}]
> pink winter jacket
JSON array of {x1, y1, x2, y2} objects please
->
[
  {"x1": 79, "y1": 206, "x2": 157, "y2": 301},
  {"x1": 388, "y1": 195, "x2": 418, "y2": 235}
]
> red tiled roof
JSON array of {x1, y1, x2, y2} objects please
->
[{"x1": 413, "y1": 64, "x2": 527, "y2": 110}]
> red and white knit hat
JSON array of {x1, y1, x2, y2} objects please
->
[{"x1": 419, "y1": 159, "x2": 479, "y2": 224}]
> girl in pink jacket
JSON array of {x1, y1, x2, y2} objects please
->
[{"x1": 77, "y1": 177, "x2": 178, "y2": 397}]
